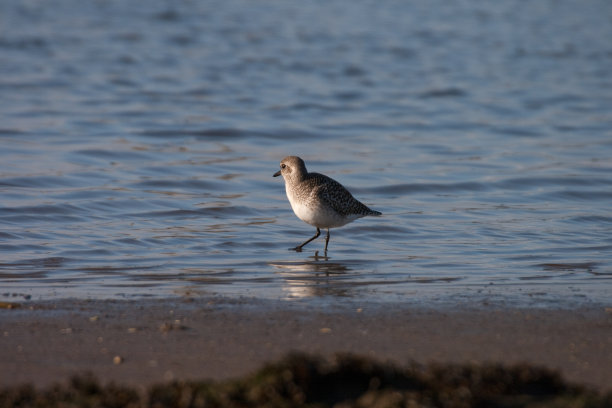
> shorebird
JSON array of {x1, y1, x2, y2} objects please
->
[{"x1": 273, "y1": 156, "x2": 381, "y2": 252}]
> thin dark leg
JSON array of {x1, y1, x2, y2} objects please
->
[
  {"x1": 292, "y1": 228, "x2": 320, "y2": 251},
  {"x1": 324, "y1": 228, "x2": 330, "y2": 252}
]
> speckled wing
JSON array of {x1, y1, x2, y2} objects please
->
[{"x1": 310, "y1": 173, "x2": 375, "y2": 217}]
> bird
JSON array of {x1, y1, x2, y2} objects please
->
[{"x1": 273, "y1": 156, "x2": 381, "y2": 252}]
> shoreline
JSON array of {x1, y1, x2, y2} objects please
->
[{"x1": 1, "y1": 297, "x2": 611, "y2": 392}]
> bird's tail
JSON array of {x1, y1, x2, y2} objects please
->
[{"x1": 368, "y1": 209, "x2": 382, "y2": 216}]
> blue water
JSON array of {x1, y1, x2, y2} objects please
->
[{"x1": 1, "y1": 0, "x2": 611, "y2": 307}]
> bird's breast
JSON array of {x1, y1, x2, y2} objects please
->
[{"x1": 286, "y1": 188, "x2": 360, "y2": 228}]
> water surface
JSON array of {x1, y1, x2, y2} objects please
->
[{"x1": 1, "y1": 0, "x2": 611, "y2": 307}]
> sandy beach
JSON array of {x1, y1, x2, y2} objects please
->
[{"x1": 1, "y1": 297, "x2": 611, "y2": 393}]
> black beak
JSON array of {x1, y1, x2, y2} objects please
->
[{"x1": 273, "y1": 170, "x2": 281, "y2": 177}]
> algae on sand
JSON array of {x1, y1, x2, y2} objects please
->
[{"x1": 1, "y1": 353, "x2": 610, "y2": 408}]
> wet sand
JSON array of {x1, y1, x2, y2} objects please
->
[{"x1": 1, "y1": 298, "x2": 611, "y2": 392}]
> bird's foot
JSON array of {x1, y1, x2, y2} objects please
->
[{"x1": 313, "y1": 251, "x2": 329, "y2": 261}]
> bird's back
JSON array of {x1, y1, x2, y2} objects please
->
[{"x1": 304, "y1": 172, "x2": 380, "y2": 217}]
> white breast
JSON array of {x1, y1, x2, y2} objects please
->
[{"x1": 287, "y1": 189, "x2": 360, "y2": 228}]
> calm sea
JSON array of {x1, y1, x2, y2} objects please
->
[{"x1": 1, "y1": 0, "x2": 611, "y2": 307}]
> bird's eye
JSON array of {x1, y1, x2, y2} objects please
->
[{"x1": 281, "y1": 164, "x2": 286, "y2": 169}]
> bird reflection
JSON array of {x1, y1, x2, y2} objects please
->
[{"x1": 269, "y1": 255, "x2": 354, "y2": 299}]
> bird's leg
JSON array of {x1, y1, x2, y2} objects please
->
[
  {"x1": 324, "y1": 228, "x2": 330, "y2": 252},
  {"x1": 292, "y1": 228, "x2": 320, "y2": 251}
]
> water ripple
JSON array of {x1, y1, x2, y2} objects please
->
[{"x1": 0, "y1": 0, "x2": 610, "y2": 306}]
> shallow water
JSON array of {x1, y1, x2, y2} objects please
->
[{"x1": 1, "y1": 0, "x2": 611, "y2": 307}]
